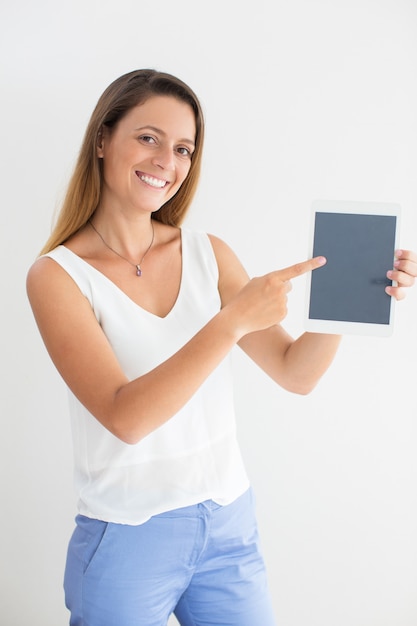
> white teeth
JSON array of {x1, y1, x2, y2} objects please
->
[{"x1": 139, "y1": 174, "x2": 166, "y2": 188}]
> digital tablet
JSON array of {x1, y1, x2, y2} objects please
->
[{"x1": 305, "y1": 200, "x2": 400, "y2": 336}]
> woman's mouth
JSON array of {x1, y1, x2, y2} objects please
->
[{"x1": 136, "y1": 172, "x2": 168, "y2": 189}]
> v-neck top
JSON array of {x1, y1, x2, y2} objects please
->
[{"x1": 45, "y1": 228, "x2": 249, "y2": 524}]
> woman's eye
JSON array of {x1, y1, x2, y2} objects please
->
[
  {"x1": 177, "y1": 146, "x2": 192, "y2": 157},
  {"x1": 139, "y1": 135, "x2": 156, "y2": 144}
]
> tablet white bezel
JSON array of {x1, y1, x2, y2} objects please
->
[{"x1": 305, "y1": 200, "x2": 401, "y2": 337}]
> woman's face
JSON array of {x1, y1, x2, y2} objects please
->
[{"x1": 98, "y1": 95, "x2": 196, "y2": 215}]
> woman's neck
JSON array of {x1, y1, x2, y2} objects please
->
[{"x1": 89, "y1": 207, "x2": 156, "y2": 262}]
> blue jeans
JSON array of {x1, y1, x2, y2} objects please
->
[{"x1": 64, "y1": 488, "x2": 276, "y2": 625}]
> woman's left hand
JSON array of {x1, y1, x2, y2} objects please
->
[{"x1": 386, "y1": 249, "x2": 417, "y2": 300}]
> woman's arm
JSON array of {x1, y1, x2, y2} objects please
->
[
  {"x1": 211, "y1": 237, "x2": 417, "y2": 395},
  {"x1": 28, "y1": 241, "x2": 415, "y2": 444},
  {"x1": 26, "y1": 251, "x2": 320, "y2": 444},
  {"x1": 211, "y1": 234, "x2": 340, "y2": 394}
]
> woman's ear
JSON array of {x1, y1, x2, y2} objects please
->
[{"x1": 97, "y1": 126, "x2": 104, "y2": 158}]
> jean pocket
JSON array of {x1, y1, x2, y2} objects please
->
[{"x1": 78, "y1": 517, "x2": 110, "y2": 575}]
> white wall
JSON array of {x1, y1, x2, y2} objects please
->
[{"x1": 1, "y1": 1, "x2": 416, "y2": 624}]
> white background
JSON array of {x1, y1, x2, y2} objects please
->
[{"x1": 1, "y1": 1, "x2": 416, "y2": 624}]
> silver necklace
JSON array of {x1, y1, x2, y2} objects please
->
[{"x1": 88, "y1": 219, "x2": 155, "y2": 277}]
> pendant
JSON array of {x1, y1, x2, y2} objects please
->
[{"x1": 136, "y1": 265, "x2": 142, "y2": 277}]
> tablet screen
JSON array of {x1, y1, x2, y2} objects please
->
[{"x1": 305, "y1": 201, "x2": 400, "y2": 336}]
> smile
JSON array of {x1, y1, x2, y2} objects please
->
[{"x1": 137, "y1": 172, "x2": 168, "y2": 189}]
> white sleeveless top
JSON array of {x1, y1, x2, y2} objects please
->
[{"x1": 45, "y1": 229, "x2": 250, "y2": 524}]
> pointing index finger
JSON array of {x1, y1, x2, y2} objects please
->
[{"x1": 278, "y1": 256, "x2": 327, "y2": 281}]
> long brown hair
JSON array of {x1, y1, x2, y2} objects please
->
[{"x1": 40, "y1": 69, "x2": 205, "y2": 255}]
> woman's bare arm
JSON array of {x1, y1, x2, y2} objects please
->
[
  {"x1": 211, "y1": 234, "x2": 341, "y2": 394},
  {"x1": 27, "y1": 251, "x2": 321, "y2": 444}
]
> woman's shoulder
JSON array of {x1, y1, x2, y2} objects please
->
[
  {"x1": 205, "y1": 233, "x2": 243, "y2": 268},
  {"x1": 27, "y1": 249, "x2": 66, "y2": 287},
  {"x1": 26, "y1": 250, "x2": 87, "y2": 324},
  {"x1": 26, "y1": 227, "x2": 93, "y2": 304}
]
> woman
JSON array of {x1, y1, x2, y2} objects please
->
[{"x1": 26, "y1": 69, "x2": 417, "y2": 626}]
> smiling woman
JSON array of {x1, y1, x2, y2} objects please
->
[
  {"x1": 25, "y1": 69, "x2": 417, "y2": 626},
  {"x1": 96, "y1": 96, "x2": 196, "y2": 219},
  {"x1": 38, "y1": 69, "x2": 205, "y2": 256}
]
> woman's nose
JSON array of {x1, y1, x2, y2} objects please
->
[{"x1": 152, "y1": 145, "x2": 175, "y2": 170}]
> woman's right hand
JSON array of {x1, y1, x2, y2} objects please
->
[{"x1": 225, "y1": 256, "x2": 327, "y2": 337}]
